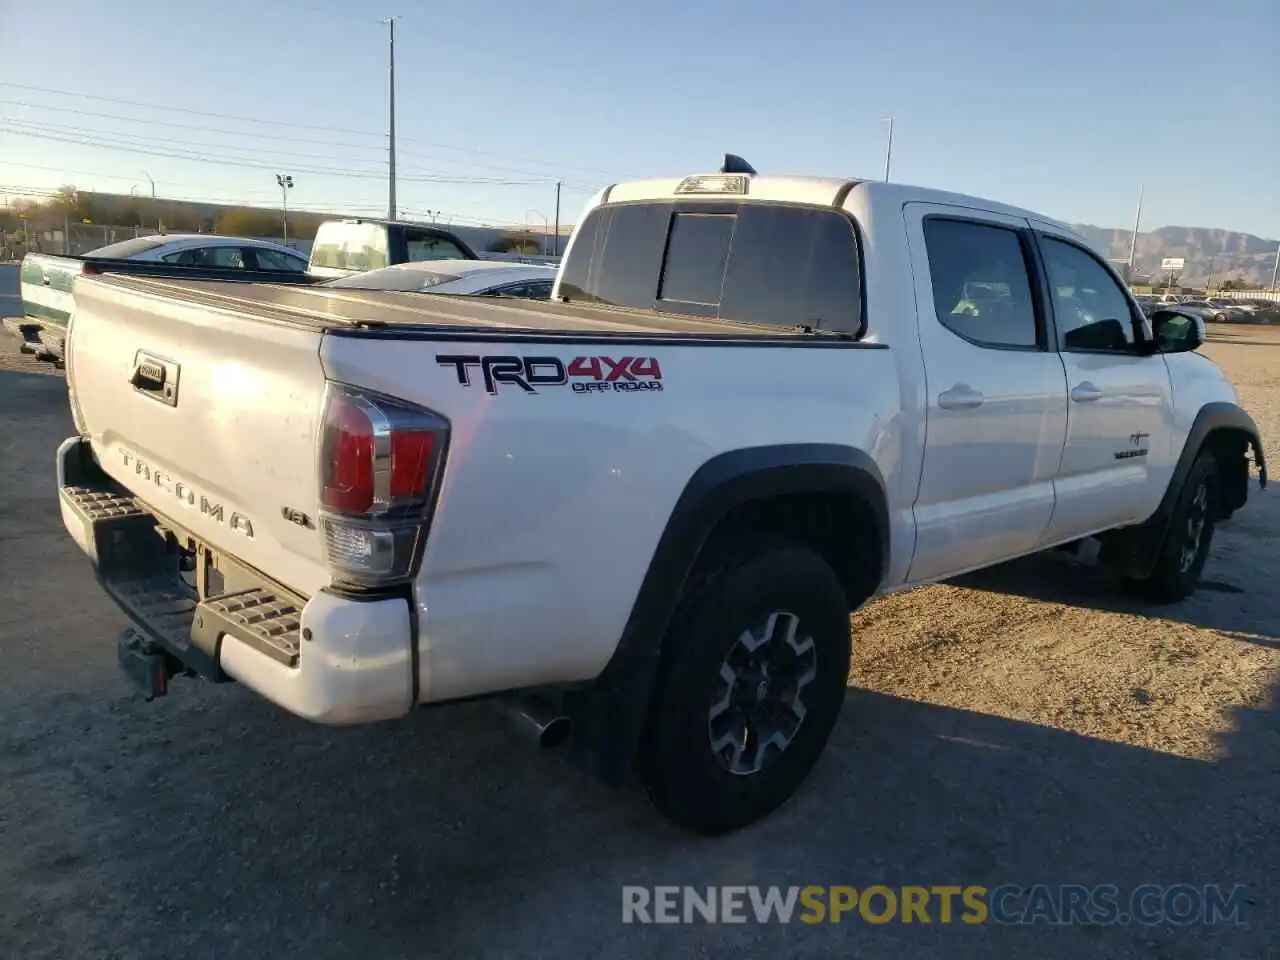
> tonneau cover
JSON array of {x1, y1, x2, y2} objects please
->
[{"x1": 80, "y1": 274, "x2": 812, "y2": 339}]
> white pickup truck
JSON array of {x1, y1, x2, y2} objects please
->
[{"x1": 55, "y1": 161, "x2": 1266, "y2": 835}]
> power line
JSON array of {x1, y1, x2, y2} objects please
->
[
  {"x1": 0, "y1": 81, "x2": 389, "y2": 135},
  {"x1": 1, "y1": 100, "x2": 387, "y2": 151},
  {"x1": 0, "y1": 82, "x2": 628, "y2": 180},
  {"x1": 0, "y1": 126, "x2": 554, "y2": 185},
  {"x1": 0, "y1": 102, "x2": 602, "y2": 190},
  {"x1": 249, "y1": 0, "x2": 388, "y2": 24},
  {"x1": 4, "y1": 118, "x2": 390, "y2": 173}
]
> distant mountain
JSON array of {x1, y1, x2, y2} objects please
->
[{"x1": 1073, "y1": 224, "x2": 1278, "y2": 288}]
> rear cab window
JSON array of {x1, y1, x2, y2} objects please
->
[
  {"x1": 309, "y1": 222, "x2": 390, "y2": 272},
  {"x1": 558, "y1": 200, "x2": 863, "y2": 336}
]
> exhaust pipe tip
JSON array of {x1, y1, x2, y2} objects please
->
[
  {"x1": 503, "y1": 695, "x2": 573, "y2": 749},
  {"x1": 538, "y1": 714, "x2": 573, "y2": 750}
]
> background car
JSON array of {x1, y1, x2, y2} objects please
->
[
  {"x1": 1167, "y1": 299, "x2": 1217, "y2": 321},
  {"x1": 322, "y1": 259, "x2": 558, "y2": 299},
  {"x1": 1204, "y1": 298, "x2": 1256, "y2": 323},
  {"x1": 86, "y1": 234, "x2": 310, "y2": 273},
  {"x1": 1134, "y1": 295, "x2": 1161, "y2": 316}
]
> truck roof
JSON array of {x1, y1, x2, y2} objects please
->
[
  {"x1": 317, "y1": 217, "x2": 461, "y2": 231},
  {"x1": 601, "y1": 173, "x2": 1077, "y2": 238}
]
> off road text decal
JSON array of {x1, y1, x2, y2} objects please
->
[{"x1": 436, "y1": 354, "x2": 664, "y2": 396}]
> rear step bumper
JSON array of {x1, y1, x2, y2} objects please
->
[
  {"x1": 56, "y1": 436, "x2": 414, "y2": 724},
  {"x1": 2, "y1": 317, "x2": 64, "y2": 361}
]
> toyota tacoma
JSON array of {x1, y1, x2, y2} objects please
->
[{"x1": 54, "y1": 158, "x2": 1266, "y2": 834}]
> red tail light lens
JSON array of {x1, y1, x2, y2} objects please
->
[
  {"x1": 317, "y1": 384, "x2": 449, "y2": 590},
  {"x1": 389, "y1": 430, "x2": 433, "y2": 499},
  {"x1": 321, "y1": 395, "x2": 375, "y2": 514}
]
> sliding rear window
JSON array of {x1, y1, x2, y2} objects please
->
[{"x1": 558, "y1": 200, "x2": 863, "y2": 336}]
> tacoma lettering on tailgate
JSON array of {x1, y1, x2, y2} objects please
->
[
  {"x1": 436, "y1": 354, "x2": 664, "y2": 396},
  {"x1": 119, "y1": 450, "x2": 255, "y2": 538}
]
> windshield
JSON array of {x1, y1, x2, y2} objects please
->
[
  {"x1": 84, "y1": 236, "x2": 171, "y2": 259},
  {"x1": 323, "y1": 265, "x2": 454, "y2": 291}
]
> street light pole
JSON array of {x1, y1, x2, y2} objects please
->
[
  {"x1": 276, "y1": 174, "x2": 294, "y2": 244},
  {"x1": 525, "y1": 208, "x2": 549, "y2": 253},
  {"x1": 383, "y1": 15, "x2": 399, "y2": 221},
  {"x1": 881, "y1": 117, "x2": 894, "y2": 182},
  {"x1": 1127, "y1": 183, "x2": 1143, "y2": 279},
  {"x1": 553, "y1": 180, "x2": 562, "y2": 257},
  {"x1": 142, "y1": 171, "x2": 157, "y2": 231}
]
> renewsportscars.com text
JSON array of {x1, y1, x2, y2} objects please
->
[{"x1": 621, "y1": 884, "x2": 1249, "y2": 926}]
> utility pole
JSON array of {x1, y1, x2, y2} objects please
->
[
  {"x1": 1127, "y1": 183, "x2": 1143, "y2": 276},
  {"x1": 881, "y1": 117, "x2": 894, "y2": 182},
  {"x1": 276, "y1": 174, "x2": 294, "y2": 244},
  {"x1": 384, "y1": 16, "x2": 399, "y2": 221},
  {"x1": 1271, "y1": 243, "x2": 1280, "y2": 295},
  {"x1": 553, "y1": 180, "x2": 561, "y2": 257}
]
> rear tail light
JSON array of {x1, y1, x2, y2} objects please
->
[{"x1": 317, "y1": 383, "x2": 449, "y2": 589}]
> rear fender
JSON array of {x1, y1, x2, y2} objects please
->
[{"x1": 564, "y1": 443, "x2": 888, "y2": 785}]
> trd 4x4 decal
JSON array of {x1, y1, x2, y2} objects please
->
[{"x1": 436, "y1": 354, "x2": 664, "y2": 396}]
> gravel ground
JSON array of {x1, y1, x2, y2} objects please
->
[{"x1": 0, "y1": 331, "x2": 1276, "y2": 959}]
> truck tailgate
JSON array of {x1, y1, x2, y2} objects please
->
[
  {"x1": 69, "y1": 275, "x2": 331, "y2": 597},
  {"x1": 20, "y1": 254, "x2": 82, "y2": 329}
]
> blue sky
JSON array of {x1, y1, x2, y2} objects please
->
[{"x1": 1, "y1": 0, "x2": 1276, "y2": 237}]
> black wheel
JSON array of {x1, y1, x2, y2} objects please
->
[
  {"x1": 1123, "y1": 452, "x2": 1219, "y2": 603},
  {"x1": 638, "y1": 542, "x2": 851, "y2": 835}
]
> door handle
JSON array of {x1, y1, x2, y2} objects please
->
[
  {"x1": 130, "y1": 352, "x2": 180, "y2": 407},
  {"x1": 938, "y1": 386, "x2": 985, "y2": 410},
  {"x1": 1071, "y1": 382, "x2": 1103, "y2": 403}
]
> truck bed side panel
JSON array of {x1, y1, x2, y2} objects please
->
[{"x1": 320, "y1": 334, "x2": 907, "y2": 703}]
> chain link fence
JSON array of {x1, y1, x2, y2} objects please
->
[{"x1": 3, "y1": 223, "x2": 158, "y2": 261}]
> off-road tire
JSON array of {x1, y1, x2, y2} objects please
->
[
  {"x1": 637, "y1": 542, "x2": 851, "y2": 835},
  {"x1": 1123, "y1": 451, "x2": 1219, "y2": 604}
]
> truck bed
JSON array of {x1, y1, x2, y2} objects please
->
[{"x1": 83, "y1": 273, "x2": 853, "y2": 341}]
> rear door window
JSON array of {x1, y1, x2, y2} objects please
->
[
  {"x1": 161, "y1": 246, "x2": 246, "y2": 269},
  {"x1": 249, "y1": 247, "x2": 307, "y2": 272},
  {"x1": 922, "y1": 218, "x2": 1040, "y2": 349}
]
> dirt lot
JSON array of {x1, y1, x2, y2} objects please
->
[{"x1": 0, "y1": 331, "x2": 1276, "y2": 959}]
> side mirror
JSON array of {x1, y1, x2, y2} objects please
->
[{"x1": 1150, "y1": 309, "x2": 1205, "y2": 354}]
